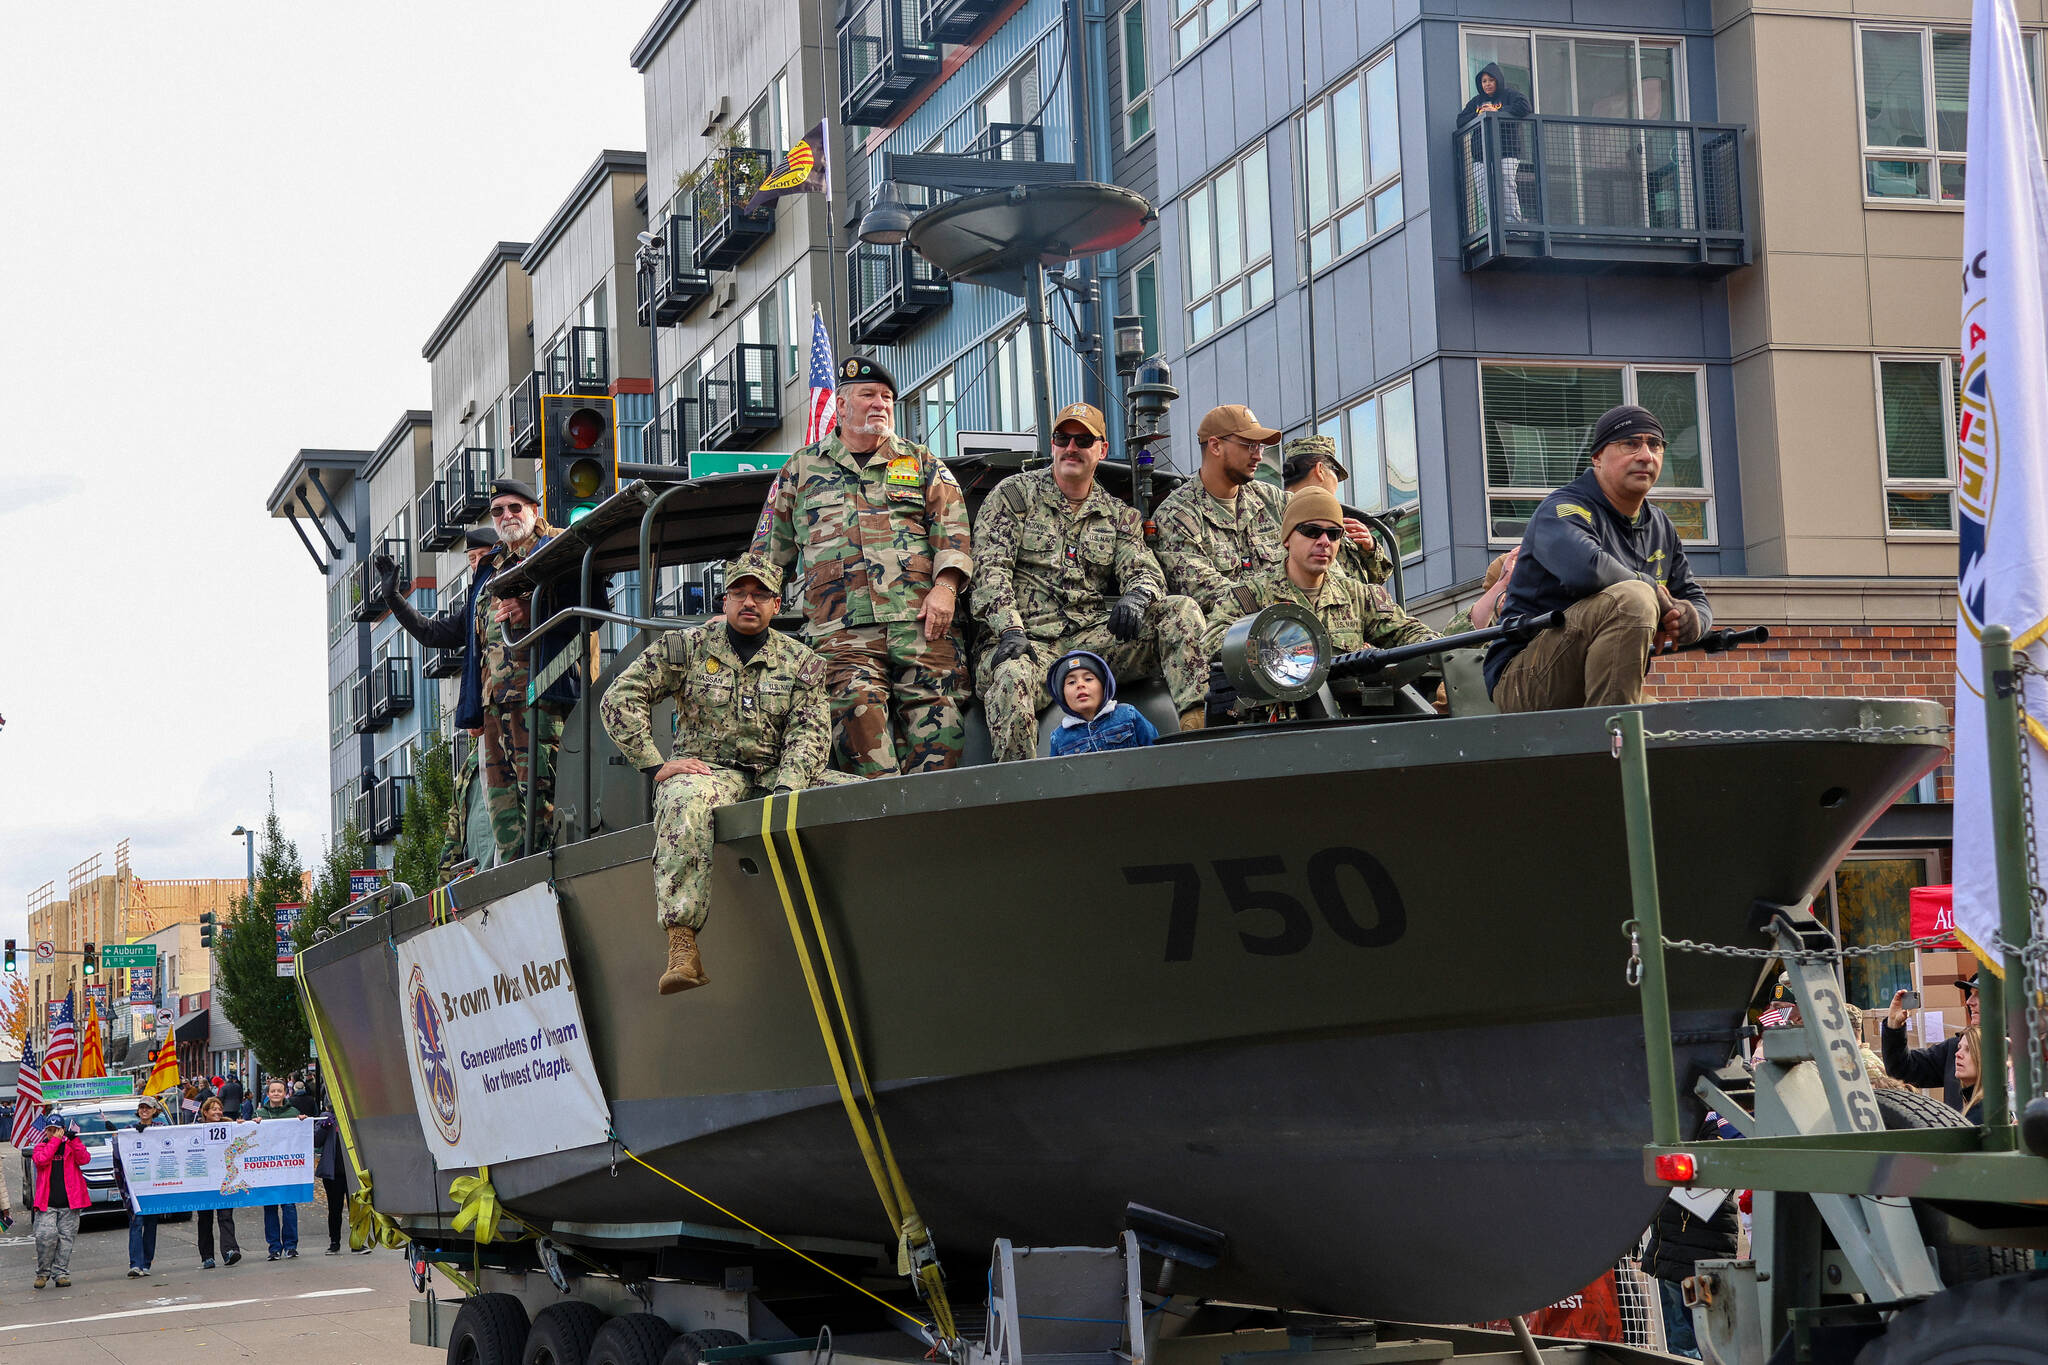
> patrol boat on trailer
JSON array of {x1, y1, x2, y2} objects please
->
[{"x1": 300, "y1": 461, "x2": 1948, "y2": 1327}]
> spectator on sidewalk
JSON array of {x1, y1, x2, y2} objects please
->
[
  {"x1": 1954, "y1": 1025, "x2": 1986, "y2": 1124},
  {"x1": 253, "y1": 1080, "x2": 303, "y2": 1259},
  {"x1": 115, "y1": 1098, "x2": 165, "y2": 1277},
  {"x1": 192, "y1": 1096, "x2": 243, "y2": 1269},
  {"x1": 218, "y1": 1072, "x2": 245, "y2": 1118},
  {"x1": 32, "y1": 1115, "x2": 90, "y2": 1289}
]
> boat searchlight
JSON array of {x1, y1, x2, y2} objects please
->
[{"x1": 1220, "y1": 604, "x2": 1331, "y2": 704}]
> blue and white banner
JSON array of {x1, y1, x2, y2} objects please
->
[
  {"x1": 1955, "y1": 0, "x2": 2048, "y2": 969},
  {"x1": 394, "y1": 883, "x2": 611, "y2": 1169},
  {"x1": 115, "y1": 1118, "x2": 316, "y2": 1215}
]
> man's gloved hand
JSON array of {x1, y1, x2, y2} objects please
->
[
  {"x1": 1204, "y1": 661, "x2": 1239, "y2": 723},
  {"x1": 1109, "y1": 587, "x2": 1154, "y2": 641},
  {"x1": 370, "y1": 552, "x2": 400, "y2": 603},
  {"x1": 990, "y1": 628, "x2": 1031, "y2": 668}
]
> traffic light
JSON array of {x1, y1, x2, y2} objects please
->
[
  {"x1": 3, "y1": 939, "x2": 14, "y2": 973},
  {"x1": 82, "y1": 942, "x2": 96, "y2": 977},
  {"x1": 200, "y1": 912, "x2": 215, "y2": 949},
  {"x1": 539, "y1": 393, "x2": 617, "y2": 526}
]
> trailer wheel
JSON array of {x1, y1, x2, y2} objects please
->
[
  {"x1": 448, "y1": 1293, "x2": 531, "y2": 1365},
  {"x1": 523, "y1": 1301, "x2": 606, "y2": 1365},
  {"x1": 1855, "y1": 1269, "x2": 2048, "y2": 1364},
  {"x1": 1874, "y1": 1089, "x2": 2034, "y2": 1283},
  {"x1": 589, "y1": 1312, "x2": 678, "y2": 1365},
  {"x1": 663, "y1": 1328, "x2": 749, "y2": 1365}
]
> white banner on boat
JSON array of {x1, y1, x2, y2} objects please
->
[{"x1": 395, "y1": 883, "x2": 612, "y2": 1169}]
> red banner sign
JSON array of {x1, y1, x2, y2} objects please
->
[{"x1": 1909, "y1": 884, "x2": 1963, "y2": 950}]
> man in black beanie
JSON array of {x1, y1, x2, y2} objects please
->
[{"x1": 1484, "y1": 403, "x2": 1713, "y2": 711}]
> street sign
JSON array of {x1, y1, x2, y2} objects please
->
[
  {"x1": 688, "y1": 450, "x2": 791, "y2": 478},
  {"x1": 43, "y1": 1076, "x2": 135, "y2": 1102},
  {"x1": 34, "y1": 940, "x2": 53, "y2": 962},
  {"x1": 100, "y1": 943, "x2": 156, "y2": 970}
]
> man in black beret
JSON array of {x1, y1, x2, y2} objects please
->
[{"x1": 1484, "y1": 403, "x2": 1713, "y2": 712}]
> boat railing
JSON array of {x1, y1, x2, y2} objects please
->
[{"x1": 319, "y1": 878, "x2": 417, "y2": 935}]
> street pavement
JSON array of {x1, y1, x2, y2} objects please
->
[{"x1": 2, "y1": 1146, "x2": 442, "y2": 1362}]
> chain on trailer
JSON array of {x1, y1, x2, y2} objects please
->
[{"x1": 2008, "y1": 656, "x2": 2048, "y2": 1101}]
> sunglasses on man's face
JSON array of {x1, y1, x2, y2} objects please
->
[
  {"x1": 1294, "y1": 523, "x2": 1345, "y2": 542},
  {"x1": 1051, "y1": 432, "x2": 1099, "y2": 450},
  {"x1": 490, "y1": 503, "x2": 530, "y2": 518}
]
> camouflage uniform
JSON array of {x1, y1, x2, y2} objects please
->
[
  {"x1": 1151, "y1": 478, "x2": 1290, "y2": 618},
  {"x1": 475, "y1": 533, "x2": 567, "y2": 865},
  {"x1": 1278, "y1": 434, "x2": 1394, "y2": 586},
  {"x1": 600, "y1": 620, "x2": 839, "y2": 929},
  {"x1": 436, "y1": 743, "x2": 481, "y2": 879},
  {"x1": 750, "y1": 433, "x2": 974, "y2": 777},
  {"x1": 971, "y1": 469, "x2": 1207, "y2": 762},
  {"x1": 1213, "y1": 568, "x2": 1435, "y2": 720}
]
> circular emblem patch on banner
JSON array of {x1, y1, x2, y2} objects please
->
[{"x1": 407, "y1": 962, "x2": 461, "y2": 1146}]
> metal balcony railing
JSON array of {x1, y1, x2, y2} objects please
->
[
  {"x1": 644, "y1": 396, "x2": 702, "y2": 467},
  {"x1": 368, "y1": 656, "x2": 414, "y2": 724},
  {"x1": 417, "y1": 480, "x2": 459, "y2": 551},
  {"x1": 447, "y1": 447, "x2": 494, "y2": 523},
  {"x1": 1455, "y1": 114, "x2": 1749, "y2": 275},
  {"x1": 690, "y1": 147, "x2": 777, "y2": 272},
  {"x1": 848, "y1": 239, "x2": 951, "y2": 345},
  {"x1": 352, "y1": 785, "x2": 372, "y2": 834},
  {"x1": 546, "y1": 326, "x2": 609, "y2": 395},
  {"x1": 967, "y1": 121, "x2": 1043, "y2": 163},
  {"x1": 422, "y1": 645, "x2": 464, "y2": 679},
  {"x1": 640, "y1": 212, "x2": 711, "y2": 327},
  {"x1": 369, "y1": 774, "x2": 412, "y2": 843},
  {"x1": 699, "y1": 344, "x2": 780, "y2": 451},
  {"x1": 509, "y1": 371, "x2": 544, "y2": 458},
  {"x1": 841, "y1": 0, "x2": 940, "y2": 128},
  {"x1": 348, "y1": 558, "x2": 379, "y2": 622},
  {"x1": 919, "y1": 0, "x2": 1003, "y2": 43}
]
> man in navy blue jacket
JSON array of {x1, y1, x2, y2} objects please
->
[{"x1": 1485, "y1": 404, "x2": 1713, "y2": 712}]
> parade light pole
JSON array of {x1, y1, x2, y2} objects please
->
[{"x1": 230, "y1": 825, "x2": 255, "y2": 900}]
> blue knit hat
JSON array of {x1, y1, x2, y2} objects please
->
[{"x1": 1048, "y1": 650, "x2": 1116, "y2": 719}]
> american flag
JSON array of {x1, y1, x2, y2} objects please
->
[
  {"x1": 803, "y1": 306, "x2": 837, "y2": 446},
  {"x1": 11, "y1": 1035, "x2": 45, "y2": 1149},
  {"x1": 1757, "y1": 1004, "x2": 1792, "y2": 1028},
  {"x1": 43, "y1": 996, "x2": 77, "y2": 1082}
]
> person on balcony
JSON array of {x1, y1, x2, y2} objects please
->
[
  {"x1": 1483, "y1": 404, "x2": 1711, "y2": 712},
  {"x1": 749, "y1": 355, "x2": 975, "y2": 778},
  {"x1": 1458, "y1": 63, "x2": 1532, "y2": 221}
]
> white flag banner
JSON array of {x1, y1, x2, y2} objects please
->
[
  {"x1": 394, "y1": 882, "x2": 612, "y2": 1169},
  {"x1": 115, "y1": 1118, "x2": 316, "y2": 1215},
  {"x1": 1956, "y1": 0, "x2": 2048, "y2": 969}
]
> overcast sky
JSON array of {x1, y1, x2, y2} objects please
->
[{"x1": 0, "y1": 3, "x2": 652, "y2": 948}]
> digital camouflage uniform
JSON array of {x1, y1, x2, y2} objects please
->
[
  {"x1": 1151, "y1": 477, "x2": 1290, "y2": 618},
  {"x1": 600, "y1": 619, "x2": 845, "y2": 930},
  {"x1": 475, "y1": 533, "x2": 567, "y2": 864},
  {"x1": 1214, "y1": 568, "x2": 1436, "y2": 720},
  {"x1": 436, "y1": 744, "x2": 480, "y2": 878},
  {"x1": 1279, "y1": 433, "x2": 1393, "y2": 586},
  {"x1": 971, "y1": 469, "x2": 1207, "y2": 762},
  {"x1": 750, "y1": 433, "x2": 974, "y2": 777}
]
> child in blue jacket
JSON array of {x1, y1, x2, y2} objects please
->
[{"x1": 1046, "y1": 650, "x2": 1159, "y2": 757}]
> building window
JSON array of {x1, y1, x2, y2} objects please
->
[
  {"x1": 1300, "y1": 48, "x2": 1402, "y2": 272},
  {"x1": 739, "y1": 272, "x2": 797, "y2": 379},
  {"x1": 987, "y1": 326, "x2": 1034, "y2": 434},
  {"x1": 329, "y1": 681, "x2": 350, "y2": 749},
  {"x1": 1480, "y1": 363, "x2": 1715, "y2": 544},
  {"x1": 747, "y1": 72, "x2": 790, "y2": 155},
  {"x1": 1122, "y1": 1, "x2": 1152, "y2": 144},
  {"x1": 1461, "y1": 28, "x2": 1685, "y2": 120},
  {"x1": 1174, "y1": 0, "x2": 1251, "y2": 63},
  {"x1": 977, "y1": 52, "x2": 1040, "y2": 136},
  {"x1": 1123, "y1": 255, "x2": 1159, "y2": 358},
  {"x1": 1875, "y1": 356, "x2": 1960, "y2": 534},
  {"x1": 1858, "y1": 27, "x2": 1981, "y2": 202},
  {"x1": 1183, "y1": 140, "x2": 1272, "y2": 345},
  {"x1": 327, "y1": 578, "x2": 350, "y2": 644},
  {"x1": 777, "y1": 272, "x2": 802, "y2": 381},
  {"x1": 1313, "y1": 376, "x2": 1421, "y2": 556},
  {"x1": 900, "y1": 368, "x2": 959, "y2": 457}
]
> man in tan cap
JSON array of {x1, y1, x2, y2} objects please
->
[
  {"x1": 1206, "y1": 487, "x2": 1434, "y2": 721},
  {"x1": 1153, "y1": 405, "x2": 1289, "y2": 617},
  {"x1": 971, "y1": 401, "x2": 1209, "y2": 760},
  {"x1": 1280, "y1": 434, "x2": 1392, "y2": 584}
]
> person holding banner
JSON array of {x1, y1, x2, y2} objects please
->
[
  {"x1": 254, "y1": 1079, "x2": 303, "y2": 1258},
  {"x1": 192, "y1": 1096, "x2": 243, "y2": 1268},
  {"x1": 115, "y1": 1097, "x2": 164, "y2": 1277}
]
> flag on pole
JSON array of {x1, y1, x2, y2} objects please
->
[
  {"x1": 142, "y1": 1031, "x2": 180, "y2": 1098},
  {"x1": 1954, "y1": 0, "x2": 2048, "y2": 971},
  {"x1": 746, "y1": 119, "x2": 831, "y2": 213},
  {"x1": 78, "y1": 1000, "x2": 105, "y2": 1078},
  {"x1": 804, "y1": 306, "x2": 838, "y2": 445},
  {"x1": 10, "y1": 1035, "x2": 44, "y2": 1150},
  {"x1": 42, "y1": 997, "x2": 76, "y2": 1081}
]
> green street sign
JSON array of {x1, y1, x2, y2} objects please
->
[
  {"x1": 100, "y1": 943, "x2": 157, "y2": 969},
  {"x1": 687, "y1": 451, "x2": 791, "y2": 478},
  {"x1": 43, "y1": 1076, "x2": 136, "y2": 1102}
]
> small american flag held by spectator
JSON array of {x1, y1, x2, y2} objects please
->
[
  {"x1": 804, "y1": 306, "x2": 837, "y2": 446},
  {"x1": 1757, "y1": 1004, "x2": 1791, "y2": 1028}
]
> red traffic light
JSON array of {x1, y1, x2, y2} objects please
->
[{"x1": 563, "y1": 407, "x2": 606, "y2": 450}]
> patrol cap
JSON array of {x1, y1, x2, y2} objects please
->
[
  {"x1": 463, "y1": 526, "x2": 501, "y2": 549},
  {"x1": 1053, "y1": 402, "x2": 1107, "y2": 439},
  {"x1": 839, "y1": 355, "x2": 898, "y2": 396},
  {"x1": 1281, "y1": 434, "x2": 1347, "y2": 486},
  {"x1": 1957, "y1": 972, "x2": 1979, "y2": 996},
  {"x1": 490, "y1": 476, "x2": 540, "y2": 505},
  {"x1": 1197, "y1": 404, "x2": 1282, "y2": 446},
  {"x1": 723, "y1": 556, "x2": 784, "y2": 595},
  {"x1": 1282, "y1": 486, "x2": 1346, "y2": 540},
  {"x1": 1586, "y1": 404, "x2": 1664, "y2": 459}
]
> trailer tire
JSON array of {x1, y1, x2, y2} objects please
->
[
  {"x1": 1874, "y1": 1088, "x2": 2034, "y2": 1283},
  {"x1": 589, "y1": 1312, "x2": 678, "y2": 1365},
  {"x1": 663, "y1": 1328, "x2": 749, "y2": 1365},
  {"x1": 448, "y1": 1293, "x2": 531, "y2": 1365},
  {"x1": 1854, "y1": 1269, "x2": 2048, "y2": 1364},
  {"x1": 523, "y1": 1301, "x2": 606, "y2": 1365}
]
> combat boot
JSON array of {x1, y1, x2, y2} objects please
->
[
  {"x1": 1178, "y1": 707, "x2": 1205, "y2": 732},
  {"x1": 659, "y1": 925, "x2": 709, "y2": 994},
  {"x1": 33, "y1": 1274, "x2": 46, "y2": 1290}
]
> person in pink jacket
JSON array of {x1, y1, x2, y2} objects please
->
[{"x1": 32, "y1": 1117, "x2": 91, "y2": 1289}]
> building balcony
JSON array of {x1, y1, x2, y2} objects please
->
[
  {"x1": 417, "y1": 480, "x2": 459, "y2": 552},
  {"x1": 352, "y1": 781, "x2": 372, "y2": 834},
  {"x1": 1455, "y1": 115, "x2": 1749, "y2": 276},
  {"x1": 446, "y1": 447, "x2": 494, "y2": 523},
  {"x1": 919, "y1": 0, "x2": 1003, "y2": 43},
  {"x1": 347, "y1": 540, "x2": 404, "y2": 624},
  {"x1": 699, "y1": 344, "x2": 780, "y2": 451},
  {"x1": 369, "y1": 774, "x2": 411, "y2": 843},
  {"x1": 644, "y1": 396, "x2": 702, "y2": 468},
  {"x1": 966, "y1": 121, "x2": 1043, "y2": 164},
  {"x1": 422, "y1": 645, "x2": 464, "y2": 679},
  {"x1": 546, "y1": 326, "x2": 609, "y2": 395},
  {"x1": 637, "y1": 215, "x2": 711, "y2": 328},
  {"x1": 508, "y1": 371, "x2": 544, "y2": 458},
  {"x1": 841, "y1": 0, "x2": 941, "y2": 128},
  {"x1": 848, "y1": 239, "x2": 950, "y2": 345},
  {"x1": 690, "y1": 147, "x2": 777, "y2": 272},
  {"x1": 367, "y1": 656, "x2": 414, "y2": 725}
]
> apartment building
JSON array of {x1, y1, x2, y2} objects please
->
[{"x1": 354, "y1": 411, "x2": 439, "y2": 852}]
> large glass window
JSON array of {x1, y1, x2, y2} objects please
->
[
  {"x1": 1860, "y1": 28, "x2": 1974, "y2": 201},
  {"x1": 1312, "y1": 376, "x2": 1421, "y2": 556},
  {"x1": 900, "y1": 368, "x2": 960, "y2": 457},
  {"x1": 1183, "y1": 141, "x2": 1272, "y2": 345},
  {"x1": 1480, "y1": 363, "x2": 1715, "y2": 544},
  {"x1": 1462, "y1": 28, "x2": 1685, "y2": 119},
  {"x1": 1123, "y1": 255, "x2": 1159, "y2": 358},
  {"x1": 987, "y1": 326, "x2": 1034, "y2": 434},
  {"x1": 747, "y1": 72, "x2": 790, "y2": 155},
  {"x1": 1173, "y1": 0, "x2": 1251, "y2": 63},
  {"x1": 978, "y1": 54, "x2": 1039, "y2": 134},
  {"x1": 1122, "y1": 2, "x2": 1152, "y2": 144},
  {"x1": 1876, "y1": 356, "x2": 1960, "y2": 534},
  {"x1": 1300, "y1": 49, "x2": 1402, "y2": 272}
]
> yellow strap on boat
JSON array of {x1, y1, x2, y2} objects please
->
[
  {"x1": 347, "y1": 1180, "x2": 409, "y2": 1250},
  {"x1": 759, "y1": 791, "x2": 959, "y2": 1345},
  {"x1": 449, "y1": 1166, "x2": 528, "y2": 1246}
]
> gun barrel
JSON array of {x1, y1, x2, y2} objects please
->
[
  {"x1": 1655, "y1": 624, "x2": 1770, "y2": 657},
  {"x1": 1328, "y1": 611, "x2": 1565, "y2": 681}
]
